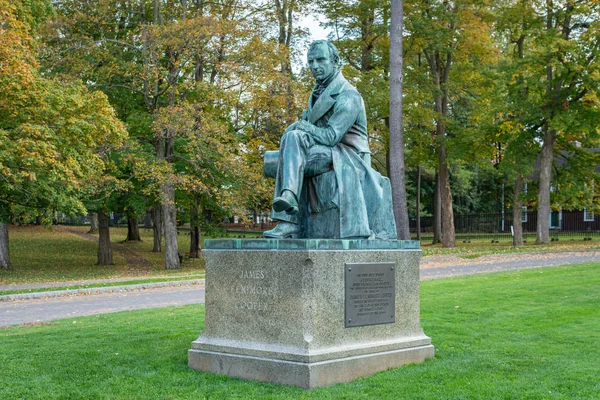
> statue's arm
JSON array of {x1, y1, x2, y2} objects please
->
[
  {"x1": 283, "y1": 109, "x2": 310, "y2": 134},
  {"x1": 296, "y1": 92, "x2": 361, "y2": 147}
]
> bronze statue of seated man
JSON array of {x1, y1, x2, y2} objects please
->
[{"x1": 263, "y1": 40, "x2": 397, "y2": 240}]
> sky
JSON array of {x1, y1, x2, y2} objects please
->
[
  {"x1": 296, "y1": 13, "x2": 333, "y2": 64},
  {"x1": 299, "y1": 14, "x2": 331, "y2": 42}
]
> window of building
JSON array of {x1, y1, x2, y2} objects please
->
[
  {"x1": 584, "y1": 208, "x2": 595, "y2": 222},
  {"x1": 549, "y1": 210, "x2": 562, "y2": 228},
  {"x1": 521, "y1": 207, "x2": 528, "y2": 222}
]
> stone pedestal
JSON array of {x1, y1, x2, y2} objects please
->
[{"x1": 188, "y1": 239, "x2": 434, "y2": 389}]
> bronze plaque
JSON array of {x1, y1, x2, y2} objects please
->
[{"x1": 345, "y1": 262, "x2": 396, "y2": 328}]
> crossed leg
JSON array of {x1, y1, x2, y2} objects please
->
[{"x1": 264, "y1": 130, "x2": 333, "y2": 238}]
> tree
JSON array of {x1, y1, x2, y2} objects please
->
[
  {"x1": 43, "y1": 0, "x2": 280, "y2": 268},
  {"x1": 0, "y1": 0, "x2": 127, "y2": 268},
  {"x1": 270, "y1": 0, "x2": 310, "y2": 124},
  {"x1": 532, "y1": 0, "x2": 600, "y2": 244},
  {"x1": 491, "y1": 0, "x2": 539, "y2": 246},
  {"x1": 494, "y1": 0, "x2": 600, "y2": 244},
  {"x1": 418, "y1": 1, "x2": 458, "y2": 248},
  {"x1": 405, "y1": 0, "x2": 498, "y2": 247}
]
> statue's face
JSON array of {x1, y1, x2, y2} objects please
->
[{"x1": 307, "y1": 43, "x2": 336, "y2": 83}]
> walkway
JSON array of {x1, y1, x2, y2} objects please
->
[
  {"x1": 420, "y1": 249, "x2": 600, "y2": 279},
  {"x1": 0, "y1": 285, "x2": 205, "y2": 327}
]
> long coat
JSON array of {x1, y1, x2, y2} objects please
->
[{"x1": 303, "y1": 72, "x2": 398, "y2": 240}]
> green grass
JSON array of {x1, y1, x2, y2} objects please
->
[
  {"x1": 0, "y1": 226, "x2": 205, "y2": 285},
  {"x1": 1, "y1": 264, "x2": 598, "y2": 399},
  {"x1": 421, "y1": 237, "x2": 600, "y2": 257},
  {"x1": 1, "y1": 226, "x2": 127, "y2": 284},
  {"x1": 0, "y1": 275, "x2": 204, "y2": 296},
  {"x1": 67, "y1": 225, "x2": 206, "y2": 270}
]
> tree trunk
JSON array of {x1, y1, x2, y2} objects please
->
[
  {"x1": 432, "y1": 57, "x2": 456, "y2": 248},
  {"x1": 536, "y1": 5, "x2": 556, "y2": 245},
  {"x1": 126, "y1": 213, "x2": 141, "y2": 241},
  {"x1": 189, "y1": 198, "x2": 201, "y2": 258},
  {"x1": 536, "y1": 126, "x2": 556, "y2": 244},
  {"x1": 0, "y1": 223, "x2": 11, "y2": 269},
  {"x1": 433, "y1": 173, "x2": 442, "y2": 244},
  {"x1": 432, "y1": 82, "x2": 455, "y2": 248},
  {"x1": 385, "y1": 145, "x2": 391, "y2": 177},
  {"x1": 512, "y1": 175, "x2": 524, "y2": 246},
  {"x1": 97, "y1": 209, "x2": 113, "y2": 265},
  {"x1": 274, "y1": 0, "x2": 296, "y2": 124},
  {"x1": 438, "y1": 142, "x2": 455, "y2": 248},
  {"x1": 416, "y1": 166, "x2": 421, "y2": 241},
  {"x1": 152, "y1": 204, "x2": 163, "y2": 252},
  {"x1": 88, "y1": 212, "x2": 99, "y2": 234},
  {"x1": 388, "y1": 0, "x2": 410, "y2": 240},
  {"x1": 162, "y1": 183, "x2": 180, "y2": 269},
  {"x1": 143, "y1": 210, "x2": 152, "y2": 228},
  {"x1": 424, "y1": 45, "x2": 454, "y2": 247}
]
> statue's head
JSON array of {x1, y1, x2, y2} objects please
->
[{"x1": 307, "y1": 40, "x2": 339, "y2": 84}]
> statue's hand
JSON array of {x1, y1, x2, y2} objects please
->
[
  {"x1": 296, "y1": 119, "x2": 336, "y2": 147},
  {"x1": 296, "y1": 120, "x2": 315, "y2": 135}
]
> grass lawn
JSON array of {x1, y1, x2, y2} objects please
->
[
  {"x1": 0, "y1": 226, "x2": 205, "y2": 285},
  {"x1": 420, "y1": 236, "x2": 600, "y2": 257},
  {"x1": 1, "y1": 226, "x2": 127, "y2": 284},
  {"x1": 1, "y1": 264, "x2": 598, "y2": 399},
  {"x1": 67, "y1": 225, "x2": 207, "y2": 270}
]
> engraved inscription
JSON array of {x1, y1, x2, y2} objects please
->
[
  {"x1": 239, "y1": 270, "x2": 265, "y2": 279},
  {"x1": 345, "y1": 263, "x2": 396, "y2": 327},
  {"x1": 233, "y1": 269, "x2": 277, "y2": 313}
]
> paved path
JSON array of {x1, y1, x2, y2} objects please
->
[
  {"x1": 0, "y1": 275, "x2": 201, "y2": 292},
  {"x1": 1, "y1": 250, "x2": 598, "y2": 328},
  {"x1": 420, "y1": 250, "x2": 600, "y2": 279},
  {"x1": 0, "y1": 279, "x2": 205, "y2": 301},
  {"x1": 0, "y1": 285, "x2": 204, "y2": 327}
]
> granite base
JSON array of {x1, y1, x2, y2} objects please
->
[{"x1": 188, "y1": 239, "x2": 434, "y2": 389}]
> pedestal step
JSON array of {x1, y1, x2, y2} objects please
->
[{"x1": 189, "y1": 343, "x2": 434, "y2": 389}]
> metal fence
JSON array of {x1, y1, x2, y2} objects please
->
[{"x1": 412, "y1": 210, "x2": 600, "y2": 241}]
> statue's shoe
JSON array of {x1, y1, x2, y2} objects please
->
[
  {"x1": 272, "y1": 190, "x2": 299, "y2": 215},
  {"x1": 263, "y1": 222, "x2": 300, "y2": 239}
]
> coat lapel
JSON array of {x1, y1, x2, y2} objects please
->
[
  {"x1": 309, "y1": 93, "x2": 335, "y2": 124},
  {"x1": 308, "y1": 72, "x2": 347, "y2": 124}
]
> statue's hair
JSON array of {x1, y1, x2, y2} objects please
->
[{"x1": 309, "y1": 40, "x2": 340, "y2": 65}]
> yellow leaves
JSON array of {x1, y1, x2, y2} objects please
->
[
  {"x1": 154, "y1": 105, "x2": 196, "y2": 139},
  {"x1": 0, "y1": 3, "x2": 127, "y2": 211},
  {"x1": 495, "y1": 120, "x2": 525, "y2": 137}
]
